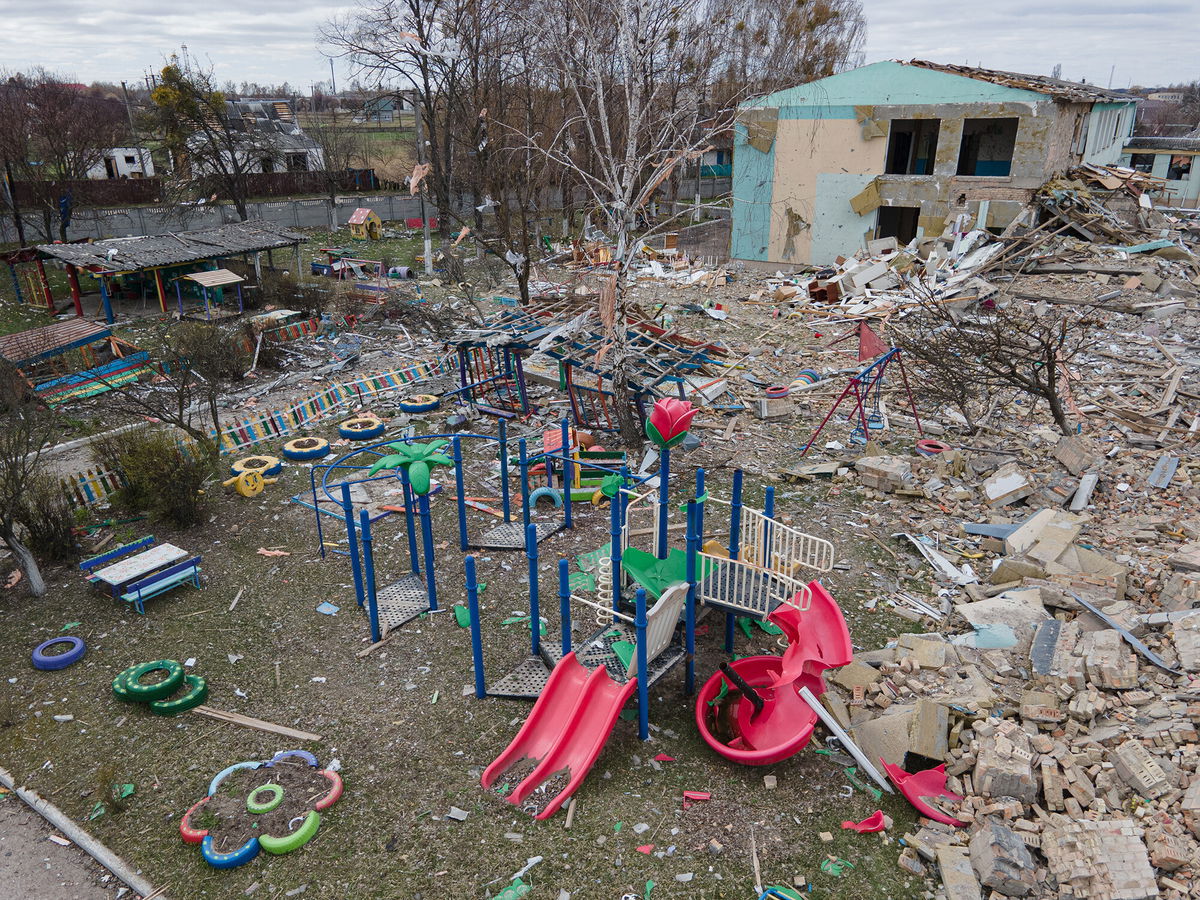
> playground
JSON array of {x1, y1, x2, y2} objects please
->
[{"x1": 0, "y1": 389, "x2": 934, "y2": 898}]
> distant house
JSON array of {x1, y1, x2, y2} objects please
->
[
  {"x1": 730, "y1": 60, "x2": 1138, "y2": 266},
  {"x1": 1120, "y1": 132, "x2": 1200, "y2": 206},
  {"x1": 87, "y1": 147, "x2": 155, "y2": 179},
  {"x1": 1147, "y1": 91, "x2": 1185, "y2": 103},
  {"x1": 189, "y1": 98, "x2": 325, "y2": 176}
]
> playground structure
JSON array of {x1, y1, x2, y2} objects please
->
[
  {"x1": 346, "y1": 207, "x2": 382, "y2": 240},
  {"x1": 304, "y1": 396, "x2": 854, "y2": 820}
]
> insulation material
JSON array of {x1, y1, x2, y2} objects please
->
[
  {"x1": 782, "y1": 207, "x2": 810, "y2": 258},
  {"x1": 740, "y1": 109, "x2": 779, "y2": 153},
  {"x1": 849, "y1": 179, "x2": 882, "y2": 216},
  {"x1": 855, "y1": 106, "x2": 886, "y2": 140},
  {"x1": 597, "y1": 274, "x2": 618, "y2": 337}
]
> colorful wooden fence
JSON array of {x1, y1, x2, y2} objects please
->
[{"x1": 59, "y1": 355, "x2": 453, "y2": 508}]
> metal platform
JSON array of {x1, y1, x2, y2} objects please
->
[
  {"x1": 487, "y1": 655, "x2": 553, "y2": 699},
  {"x1": 374, "y1": 573, "x2": 431, "y2": 632},
  {"x1": 472, "y1": 521, "x2": 563, "y2": 551}
]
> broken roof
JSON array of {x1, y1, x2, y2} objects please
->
[
  {"x1": 36, "y1": 220, "x2": 305, "y2": 274},
  {"x1": 1124, "y1": 136, "x2": 1200, "y2": 152},
  {"x1": 347, "y1": 208, "x2": 377, "y2": 225},
  {"x1": 0, "y1": 319, "x2": 111, "y2": 368},
  {"x1": 905, "y1": 60, "x2": 1132, "y2": 104}
]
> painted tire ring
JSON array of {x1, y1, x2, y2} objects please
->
[
  {"x1": 123, "y1": 660, "x2": 185, "y2": 702},
  {"x1": 149, "y1": 674, "x2": 208, "y2": 716},
  {"x1": 281, "y1": 437, "x2": 330, "y2": 461},
  {"x1": 267, "y1": 749, "x2": 318, "y2": 768},
  {"x1": 246, "y1": 784, "x2": 284, "y2": 814},
  {"x1": 31, "y1": 636, "x2": 86, "y2": 671},
  {"x1": 201, "y1": 834, "x2": 261, "y2": 869},
  {"x1": 180, "y1": 795, "x2": 211, "y2": 844},
  {"x1": 916, "y1": 438, "x2": 953, "y2": 456},
  {"x1": 314, "y1": 770, "x2": 343, "y2": 811},
  {"x1": 397, "y1": 394, "x2": 440, "y2": 414},
  {"x1": 231, "y1": 455, "x2": 283, "y2": 477},
  {"x1": 338, "y1": 418, "x2": 385, "y2": 440},
  {"x1": 259, "y1": 810, "x2": 321, "y2": 855},
  {"x1": 528, "y1": 487, "x2": 563, "y2": 509},
  {"x1": 764, "y1": 385, "x2": 790, "y2": 399},
  {"x1": 208, "y1": 761, "x2": 262, "y2": 798},
  {"x1": 111, "y1": 665, "x2": 142, "y2": 702}
]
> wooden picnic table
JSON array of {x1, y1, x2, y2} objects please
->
[{"x1": 91, "y1": 543, "x2": 188, "y2": 593}]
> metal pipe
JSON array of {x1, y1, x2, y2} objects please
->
[
  {"x1": 340, "y1": 483, "x2": 366, "y2": 608},
  {"x1": 561, "y1": 418, "x2": 573, "y2": 530},
  {"x1": 526, "y1": 523, "x2": 540, "y2": 657},
  {"x1": 452, "y1": 436, "x2": 469, "y2": 551},
  {"x1": 499, "y1": 418, "x2": 510, "y2": 521},
  {"x1": 519, "y1": 438, "x2": 531, "y2": 532},
  {"x1": 684, "y1": 501, "x2": 698, "y2": 696},
  {"x1": 558, "y1": 558, "x2": 572, "y2": 657},
  {"x1": 400, "y1": 468, "x2": 420, "y2": 576},
  {"x1": 656, "y1": 446, "x2": 670, "y2": 560},
  {"x1": 635, "y1": 587, "x2": 649, "y2": 741},
  {"x1": 465, "y1": 555, "x2": 486, "y2": 698},
  {"x1": 359, "y1": 509, "x2": 381, "y2": 643},
  {"x1": 418, "y1": 492, "x2": 438, "y2": 610}
]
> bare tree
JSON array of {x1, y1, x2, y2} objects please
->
[
  {"x1": 0, "y1": 362, "x2": 56, "y2": 596},
  {"x1": 305, "y1": 109, "x2": 363, "y2": 227},
  {"x1": 0, "y1": 70, "x2": 127, "y2": 240},
  {"x1": 145, "y1": 59, "x2": 281, "y2": 221},
  {"x1": 896, "y1": 293, "x2": 1099, "y2": 436}
]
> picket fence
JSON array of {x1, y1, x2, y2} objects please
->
[{"x1": 59, "y1": 354, "x2": 454, "y2": 508}]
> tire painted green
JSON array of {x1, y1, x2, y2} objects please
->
[
  {"x1": 258, "y1": 810, "x2": 321, "y2": 855},
  {"x1": 246, "y1": 783, "x2": 284, "y2": 814},
  {"x1": 122, "y1": 660, "x2": 185, "y2": 701},
  {"x1": 111, "y1": 664, "x2": 143, "y2": 702},
  {"x1": 149, "y1": 674, "x2": 208, "y2": 716}
]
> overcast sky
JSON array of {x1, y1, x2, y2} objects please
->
[{"x1": 0, "y1": 1, "x2": 1195, "y2": 91}]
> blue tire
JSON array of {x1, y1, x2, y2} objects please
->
[
  {"x1": 338, "y1": 417, "x2": 385, "y2": 440},
  {"x1": 397, "y1": 394, "x2": 441, "y2": 414},
  {"x1": 267, "y1": 749, "x2": 318, "y2": 768},
  {"x1": 31, "y1": 637, "x2": 86, "y2": 671},
  {"x1": 230, "y1": 455, "x2": 283, "y2": 478},
  {"x1": 208, "y1": 761, "x2": 262, "y2": 797},
  {"x1": 200, "y1": 834, "x2": 260, "y2": 869},
  {"x1": 281, "y1": 437, "x2": 330, "y2": 461},
  {"x1": 528, "y1": 487, "x2": 563, "y2": 509}
]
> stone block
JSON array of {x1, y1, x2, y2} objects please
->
[
  {"x1": 1042, "y1": 819, "x2": 1157, "y2": 900},
  {"x1": 1080, "y1": 629, "x2": 1138, "y2": 690},
  {"x1": 981, "y1": 462, "x2": 1034, "y2": 507},
  {"x1": 1111, "y1": 740, "x2": 1170, "y2": 800},
  {"x1": 936, "y1": 844, "x2": 983, "y2": 900},
  {"x1": 1171, "y1": 612, "x2": 1200, "y2": 672},
  {"x1": 854, "y1": 455, "x2": 913, "y2": 492},
  {"x1": 968, "y1": 823, "x2": 1036, "y2": 897},
  {"x1": 1053, "y1": 435, "x2": 1101, "y2": 476},
  {"x1": 973, "y1": 728, "x2": 1038, "y2": 803}
]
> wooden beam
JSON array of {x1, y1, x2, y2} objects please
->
[{"x1": 192, "y1": 705, "x2": 321, "y2": 742}]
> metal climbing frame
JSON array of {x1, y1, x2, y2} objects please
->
[{"x1": 455, "y1": 345, "x2": 529, "y2": 417}]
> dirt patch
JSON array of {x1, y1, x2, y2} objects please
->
[{"x1": 199, "y1": 760, "x2": 331, "y2": 853}]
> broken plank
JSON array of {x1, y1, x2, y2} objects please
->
[{"x1": 192, "y1": 705, "x2": 321, "y2": 742}]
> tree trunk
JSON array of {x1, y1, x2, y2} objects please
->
[
  {"x1": 2, "y1": 527, "x2": 46, "y2": 597},
  {"x1": 611, "y1": 356, "x2": 644, "y2": 448}
]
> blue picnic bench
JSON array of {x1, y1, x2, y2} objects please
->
[{"x1": 80, "y1": 536, "x2": 202, "y2": 614}]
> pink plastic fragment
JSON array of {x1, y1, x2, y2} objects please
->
[
  {"x1": 682, "y1": 791, "x2": 711, "y2": 801},
  {"x1": 840, "y1": 810, "x2": 886, "y2": 833},
  {"x1": 653, "y1": 754, "x2": 675, "y2": 762},
  {"x1": 636, "y1": 845, "x2": 654, "y2": 854},
  {"x1": 880, "y1": 761, "x2": 967, "y2": 828}
]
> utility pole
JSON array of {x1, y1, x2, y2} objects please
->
[
  {"x1": 413, "y1": 93, "x2": 433, "y2": 275},
  {"x1": 120, "y1": 82, "x2": 151, "y2": 178},
  {"x1": 1, "y1": 157, "x2": 26, "y2": 246},
  {"x1": 329, "y1": 59, "x2": 337, "y2": 99}
]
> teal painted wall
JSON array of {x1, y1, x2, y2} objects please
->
[
  {"x1": 730, "y1": 120, "x2": 775, "y2": 261},
  {"x1": 812, "y1": 173, "x2": 877, "y2": 264},
  {"x1": 1083, "y1": 101, "x2": 1139, "y2": 165},
  {"x1": 745, "y1": 61, "x2": 1047, "y2": 114}
]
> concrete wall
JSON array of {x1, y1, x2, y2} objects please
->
[{"x1": 732, "y1": 61, "x2": 1132, "y2": 266}]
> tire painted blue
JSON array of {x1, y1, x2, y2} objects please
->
[
  {"x1": 266, "y1": 749, "x2": 318, "y2": 768},
  {"x1": 528, "y1": 487, "x2": 563, "y2": 509},
  {"x1": 397, "y1": 394, "x2": 441, "y2": 414},
  {"x1": 281, "y1": 438, "x2": 330, "y2": 461},
  {"x1": 339, "y1": 419, "x2": 385, "y2": 440},
  {"x1": 31, "y1": 637, "x2": 86, "y2": 671},
  {"x1": 230, "y1": 456, "x2": 283, "y2": 477},
  {"x1": 208, "y1": 761, "x2": 262, "y2": 797},
  {"x1": 200, "y1": 834, "x2": 260, "y2": 869}
]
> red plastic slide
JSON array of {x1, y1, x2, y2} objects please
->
[
  {"x1": 482, "y1": 652, "x2": 638, "y2": 820},
  {"x1": 766, "y1": 581, "x2": 853, "y2": 688}
]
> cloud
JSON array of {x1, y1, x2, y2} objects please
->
[
  {"x1": 861, "y1": 0, "x2": 1196, "y2": 88},
  {"x1": 0, "y1": 0, "x2": 1195, "y2": 90}
]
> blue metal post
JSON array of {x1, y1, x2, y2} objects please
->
[
  {"x1": 695, "y1": 467, "x2": 706, "y2": 550},
  {"x1": 561, "y1": 418, "x2": 573, "y2": 530},
  {"x1": 400, "y1": 468, "x2": 420, "y2": 576},
  {"x1": 465, "y1": 555, "x2": 486, "y2": 698},
  {"x1": 518, "y1": 438, "x2": 531, "y2": 532},
  {"x1": 526, "y1": 523, "x2": 540, "y2": 657},
  {"x1": 685, "y1": 501, "x2": 698, "y2": 695},
  {"x1": 98, "y1": 277, "x2": 114, "y2": 324},
  {"x1": 656, "y1": 446, "x2": 670, "y2": 560},
  {"x1": 558, "y1": 558, "x2": 572, "y2": 657},
  {"x1": 726, "y1": 469, "x2": 744, "y2": 652},
  {"x1": 311, "y1": 467, "x2": 325, "y2": 558},
  {"x1": 418, "y1": 492, "x2": 438, "y2": 610},
  {"x1": 359, "y1": 509, "x2": 381, "y2": 643},
  {"x1": 635, "y1": 587, "x2": 649, "y2": 741},
  {"x1": 499, "y1": 419, "x2": 511, "y2": 522},
  {"x1": 609, "y1": 477, "x2": 623, "y2": 615},
  {"x1": 340, "y1": 483, "x2": 366, "y2": 608},
  {"x1": 763, "y1": 485, "x2": 776, "y2": 572},
  {"x1": 452, "y1": 437, "x2": 469, "y2": 551}
]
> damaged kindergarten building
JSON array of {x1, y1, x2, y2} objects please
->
[{"x1": 732, "y1": 59, "x2": 1138, "y2": 266}]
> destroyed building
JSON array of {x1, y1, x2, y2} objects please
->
[{"x1": 731, "y1": 59, "x2": 1138, "y2": 266}]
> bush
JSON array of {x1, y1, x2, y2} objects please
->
[
  {"x1": 17, "y1": 474, "x2": 77, "y2": 564},
  {"x1": 92, "y1": 429, "x2": 212, "y2": 528}
]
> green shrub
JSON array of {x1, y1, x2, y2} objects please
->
[
  {"x1": 17, "y1": 474, "x2": 77, "y2": 564},
  {"x1": 91, "y1": 429, "x2": 212, "y2": 528}
]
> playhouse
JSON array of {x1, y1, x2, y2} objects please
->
[{"x1": 347, "y1": 208, "x2": 382, "y2": 241}]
